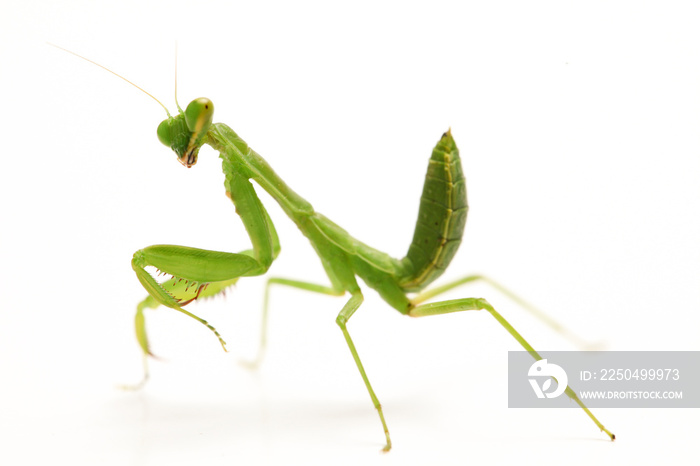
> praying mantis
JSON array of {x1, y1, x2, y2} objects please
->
[{"x1": 54, "y1": 45, "x2": 615, "y2": 452}]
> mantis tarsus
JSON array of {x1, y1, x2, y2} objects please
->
[{"x1": 55, "y1": 45, "x2": 615, "y2": 452}]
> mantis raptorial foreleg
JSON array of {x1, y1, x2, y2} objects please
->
[
  {"x1": 131, "y1": 168, "x2": 281, "y2": 359},
  {"x1": 126, "y1": 276, "x2": 241, "y2": 389},
  {"x1": 132, "y1": 245, "x2": 259, "y2": 352}
]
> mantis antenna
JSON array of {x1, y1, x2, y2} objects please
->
[
  {"x1": 47, "y1": 43, "x2": 172, "y2": 118},
  {"x1": 174, "y1": 42, "x2": 183, "y2": 113}
]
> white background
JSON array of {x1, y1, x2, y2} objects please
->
[{"x1": 1, "y1": 1, "x2": 699, "y2": 465}]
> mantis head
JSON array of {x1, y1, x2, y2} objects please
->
[
  {"x1": 157, "y1": 98, "x2": 214, "y2": 168},
  {"x1": 48, "y1": 45, "x2": 214, "y2": 169}
]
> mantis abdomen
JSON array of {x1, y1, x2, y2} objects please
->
[{"x1": 399, "y1": 130, "x2": 468, "y2": 292}]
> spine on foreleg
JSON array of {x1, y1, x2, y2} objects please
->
[{"x1": 399, "y1": 130, "x2": 468, "y2": 292}]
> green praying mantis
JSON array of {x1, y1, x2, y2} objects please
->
[{"x1": 54, "y1": 44, "x2": 615, "y2": 452}]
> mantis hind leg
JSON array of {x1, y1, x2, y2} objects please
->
[
  {"x1": 412, "y1": 274, "x2": 598, "y2": 349},
  {"x1": 409, "y1": 297, "x2": 615, "y2": 441}
]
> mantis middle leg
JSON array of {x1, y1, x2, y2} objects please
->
[
  {"x1": 241, "y1": 279, "x2": 392, "y2": 451},
  {"x1": 240, "y1": 278, "x2": 345, "y2": 369}
]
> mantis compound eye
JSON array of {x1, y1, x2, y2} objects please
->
[
  {"x1": 157, "y1": 118, "x2": 175, "y2": 147},
  {"x1": 178, "y1": 98, "x2": 214, "y2": 168},
  {"x1": 185, "y1": 97, "x2": 214, "y2": 134}
]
